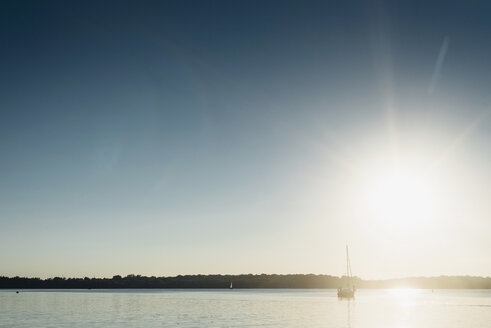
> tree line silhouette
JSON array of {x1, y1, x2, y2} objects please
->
[{"x1": 1, "y1": 274, "x2": 489, "y2": 289}]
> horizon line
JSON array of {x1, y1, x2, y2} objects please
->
[{"x1": 3, "y1": 273, "x2": 490, "y2": 280}]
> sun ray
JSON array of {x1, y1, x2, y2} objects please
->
[{"x1": 430, "y1": 109, "x2": 491, "y2": 171}]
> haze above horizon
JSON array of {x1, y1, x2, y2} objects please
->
[{"x1": 1, "y1": 1, "x2": 490, "y2": 280}]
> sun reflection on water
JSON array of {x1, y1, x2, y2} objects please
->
[
  {"x1": 388, "y1": 288, "x2": 423, "y2": 310},
  {"x1": 388, "y1": 288, "x2": 421, "y2": 298}
]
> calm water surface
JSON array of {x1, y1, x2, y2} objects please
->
[{"x1": 1, "y1": 289, "x2": 490, "y2": 327}]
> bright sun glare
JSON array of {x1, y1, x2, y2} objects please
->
[
  {"x1": 365, "y1": 169, "x2": 436, "y2": 226},
  {"x1": 388, "y1": 287, "x2": 422, "y2": 299}
]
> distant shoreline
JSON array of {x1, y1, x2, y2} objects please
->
[{"x1": 2, "y1": 274, "x2": 490, "y2": 289}]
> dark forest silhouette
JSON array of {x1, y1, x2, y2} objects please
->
[{"x1": 1, "y1": 274, "x2": 490, "y2": 289}]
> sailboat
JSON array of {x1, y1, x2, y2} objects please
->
[
  {"x1": 337, "y1": 245, "x2": 355, "y2": 298},
  {"x1": 230, "y1": 282, "x2": 233, "y2": 289}
]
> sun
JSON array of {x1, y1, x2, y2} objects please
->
[{"x1": 365, "y1": 168, "x2": 436, "y2": 226}]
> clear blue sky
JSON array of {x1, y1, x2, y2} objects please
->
[{"x1": 1, "y1": 1, "x2": 491, "y2": 278}]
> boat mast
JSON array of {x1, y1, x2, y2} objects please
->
[
  {"x1": 346, "y1": 245, "x2": 349, "y2": 287},
  {"x1": 346, "y1": 245, "x2": 352, "y2": 288}
]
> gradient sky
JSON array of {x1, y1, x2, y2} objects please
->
[{"x1": 1, "y1": 1, "x2": 491, "y2": 279}]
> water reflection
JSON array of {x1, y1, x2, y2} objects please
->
[
  {"x1": 388, "y1": 288, "x2": 421, "y2": 298},
  {"x1": 0, "y1": 289, "x2": 489, "y2": 328},
  {"x1": 347, "y1": 299, "x2": 352, "y2": 328},
  {"x1": 338, "y1": 295, "x2": 354, "y2": 328}
]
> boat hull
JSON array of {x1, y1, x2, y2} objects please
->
[{"x1": 337, "y1": 288, "x2": 355, "y2": 298}]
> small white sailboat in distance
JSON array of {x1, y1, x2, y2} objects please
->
[
  {"x1": 337, "y1": 245, "x2": 355, "y2": 298},
  {"x1": 230, "y1": 282, "x2": 233, "y2": 289}
]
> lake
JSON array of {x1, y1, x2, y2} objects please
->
[{"x1": 1, "y1": 289, "x2": 490, "y2": 327}]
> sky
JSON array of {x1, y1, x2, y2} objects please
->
[{"x1": 1, "y1": 1, "x2": 491, "y2": 279}]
